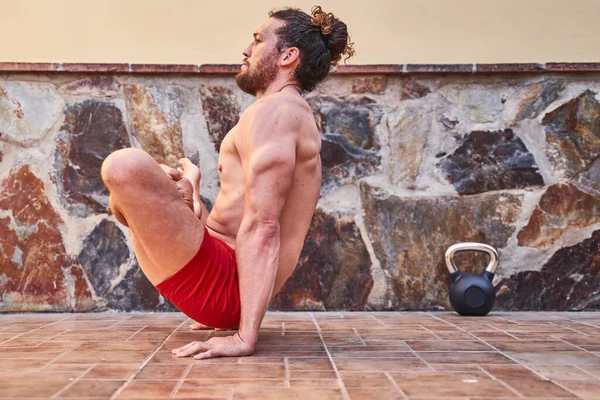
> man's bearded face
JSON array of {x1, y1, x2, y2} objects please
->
[{"x1": 235, "y1": 48, "x2": 280, "y2": 96}]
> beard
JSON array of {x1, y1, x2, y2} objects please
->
[{"x1": 235, "y1": 50, "x2": 279, "y2": 96}]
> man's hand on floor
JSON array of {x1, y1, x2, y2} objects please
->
[{"x1": 171, "y1": 333, "x2": 254, "y2": 359}]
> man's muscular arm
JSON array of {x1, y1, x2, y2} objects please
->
[
  {"x1": 171, "y1": 102, "x2": 297, "y2": 359},
  {"x1": 235, "y1": 103, "x2": 296, "y2": 347}
]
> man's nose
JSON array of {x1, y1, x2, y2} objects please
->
[{"x1": 243, "y1": 42, "x2": 254, "y2": 58}]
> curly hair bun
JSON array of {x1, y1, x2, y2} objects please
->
[{"x1": 310, "y1": 6, "x2": 355, "y2": 66}]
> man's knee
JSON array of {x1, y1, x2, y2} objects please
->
[{"x1": 101, "y1": 148, "x2": 154, "y2": 190}]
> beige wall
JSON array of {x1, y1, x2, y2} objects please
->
[{"x1": 1, "y1": 0, "x2": 599, "y2": 64}]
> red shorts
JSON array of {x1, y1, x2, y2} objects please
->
[{"x1": 156, "y1": 228, "x2": 241, "y2": 329}]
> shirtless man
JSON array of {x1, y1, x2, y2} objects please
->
[{"x1": 101, "y1": 6, "x2": 353, "y2": 359}]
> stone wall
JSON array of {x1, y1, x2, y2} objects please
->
[{"x1": 1, "y1": 71, "x2": 599, "y2": 313}]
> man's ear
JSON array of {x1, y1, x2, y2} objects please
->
[{"x1": 280, "y1": 47, "x2": 300, "y2": 66}]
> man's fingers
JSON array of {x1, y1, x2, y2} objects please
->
[
  {"x1": 159, "y1": 164, "x2": 182, "y2": 180},
  {"x1": 174, "y1": 342, "x2": 209, "y2": 358},
  {"x1": 172, "y1": 341, "x2": 201, "y2": 355},
  {"x1": 171, "y1": 342, "x2": 194, "y2": 353},
  {"x1": 194, "y1": 349, "x2": 219, "y2": 360},
  {"x1": 178, "y1": 158, "x2": 191, "y2": 168}
]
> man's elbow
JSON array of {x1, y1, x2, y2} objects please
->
[{"x1": 254, "y1": 219, "x2": 280, "y2": 239}]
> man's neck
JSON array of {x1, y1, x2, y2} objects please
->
[{"x1": 256, "y1": 80, "x2": 301, "y2": 99}]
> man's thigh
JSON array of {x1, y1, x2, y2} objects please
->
[{"x1": 102, "y1": 148, "x2": 205, "y2": 285}]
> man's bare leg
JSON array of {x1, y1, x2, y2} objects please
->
[{"x1": 101, "y1": 148, "x2": 205, "y2": 286}]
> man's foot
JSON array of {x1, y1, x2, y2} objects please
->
[
  {"x1": 178, "y1": 158, "x2": 202, "y2": 218},
  {"x1": 189, "y1": 322, "x2": 238, "y2": 331}
]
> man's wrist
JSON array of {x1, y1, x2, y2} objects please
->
[{"x1": 237, "y1": 329, "x2": 258, "y2": 348}]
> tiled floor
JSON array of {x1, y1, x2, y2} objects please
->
[{"x1": 1, "y1": 312, "x2": 600, "y2": 399}]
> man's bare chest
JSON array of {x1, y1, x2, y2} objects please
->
[{"x1": 217, "y1": 129, "x2": 243, "y2": 184}]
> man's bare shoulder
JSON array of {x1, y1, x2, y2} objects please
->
[{"x1": 240, "y1": 92, "x2": 312, "y2": 132}]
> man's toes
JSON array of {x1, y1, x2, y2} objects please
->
[{"x1": 190, "y1": 322, "x2": 212, "y2": 330}]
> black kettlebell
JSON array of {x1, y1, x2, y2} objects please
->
[{"x1": 445, "y1": 242, "x2": 498, "y2": 316}]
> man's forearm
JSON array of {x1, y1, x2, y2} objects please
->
[{"x1": 234, "y1": 222, "x2": 280, "y2": 346}]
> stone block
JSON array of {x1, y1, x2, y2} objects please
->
[
  {"x1": 517, "y1": 184, "x2": 600, "y2": 249},
  {"x1": 271, "y1": 209, "x2": 373, "y2": 311},
  {"x1": 497, "y1": 230, "x2": 600, "y2": 310},
  {"x1": 308, "y1": 95, "x2": 382, "y2": 195},
  {"x1": 124, "y1": 84, "x2": 185, "y2": 166},
  {"x1": 438, "y1": 129, "x2": 544, "y2": 195},
  {"x1": 361, "y1": 182, "x2": 522, "y2": 310},
  {"x1": 54, "y1": 100, "x2": 131, "y2": 216},
  {"x1": 0, "y1": 166, "x2": 92, "y2": 311},
  {"x1": 542, "y1": 90, "x2": 600, "y2": 178},
  {"x1": 0, "y1": 82, "x2": 64, "y2": 146}
]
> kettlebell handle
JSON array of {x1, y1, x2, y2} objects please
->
[{"x1": 445, "y1": 242, "x2": 498, "y2": 275}]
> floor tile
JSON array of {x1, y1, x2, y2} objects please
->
[
  {"x1": 0, "y1": 358, "x2": 49, "y2": 372},
  {"x1": 187, "y1": 364, "x2": 285, "y2": 379},
  {"x1": 135, "y1": 363, "x2": 188, "y2": 380},
  {"x1": 506, "y1": 351, "x2": 600, "y2": 365},
  {"x1": 0, "y1": 348, "x2": 66, "y2": 359},
  {"x1": 358, "y1": 330, "x2": 437, "y2": 341},
  {"x1": 488, "y1": 340, "x2": 581, "y2": 352},
  {"x1": 253, "y1": 344, "x2": 325, "y2": 352},
  {"x1": 501, "y1": 378, "x2": 577, "y2": 398},
  {"x1": 58, "y1": 379, "x2": 125, "y2": 398},
  {"x1": 389, "y1": 372, "x2": 514, "y2": 397},
  {"x1": 430, "y1": 364, "x2": 482, "y2": 372},
  {"x1": 290, "y1": 370, "x2": 337, "y2": 380},
  {"x1": 52, "y1": 350, "x2": 150, "y2": 364},
  {"x1": 405, "y1": 340, "x2": 492, "y2": 352},
  {"x1": 287, "y1": 358, "x2": 333, "y2": 370},
  {"x1": 288, "y1": 378, "x2": 340, "y2": 388},
  {"x1": 117, "y1": 380, "x2": 178, "y2": 398},
  {"x1": 173, "y1": 386, "x2": 231, "y2": 398},
  {"x1": 181, "y1": 378, "x2": 285, "y2": 389},
  {"x1": 250, "y1": 349, "x2": 328, "y2": 358},
  {"x1": 555, "y1": 335, "x2": 600, "y2": 347},
  {"x1": 339, "y1": 371, "x2": 395, "y2": 388},
  {"x1": 480, "y1": 364, "x2": 545, "y2": 380},
  {"x1": 236, "y1": 356, "x2": 281, "y2": 364},
  {"x1": 418, "y1": 351, "x2": 513, "y2": 364},
  {"x1": 81, "y1": 364, "x2": 140, "y2": 379},
  {"x1": 345, "y1": 388, "x2": 405, "y2": 400},
  {"x1": 0, "y1": 338, "x2": 48, "y2": 347},
  {"x1": 0, "y1": 374, "x2": 74, "y2": 397},
  {"x1": 555, "y1": 380, "x2": 600, "y2": 400},
  {"x1": 41, "y1": 363, "x2": 94, "y2": 373},
  {"x1": 578, "y1": 365, "x2": 600, "y2": 378},
  {"x1": 331, "y1": 350, "x2": 415, "y2": 358},
  {"x1": 232, "y1": 388, "x2": 343, "y2": 399},
  {"x1": 147, "y1": 352, "x2": 200, "y2": 365},
  {"x1": 431, "y1": 331, "x2": 478, "y2": 340},
  {"x1": 334, "y1": 358, "x2": 430, "y2": 372},
  {"x1": 76, "y1": 341, "x2": 161, "y2": 352},
  {"x1": 530, "y1": 365, "x2": 599, "y2": 381},
  {"x1": 328, "y1": 344, "x2": 410, "y2": 352}
]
